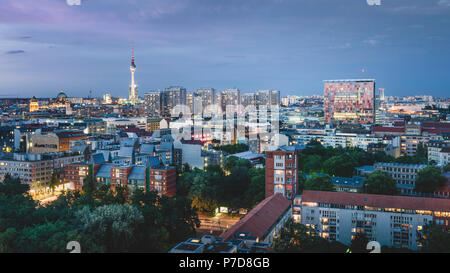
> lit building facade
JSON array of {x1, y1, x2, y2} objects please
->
[
  {"x1": 324, "y1": 79, "x2": 375, "y2": 124},
  {"x1": 265, "y1": 146, "x2": 299, "y2": 200},
  {"x1": 299, "y1": 190, "x2": 450, "y2": 250}
]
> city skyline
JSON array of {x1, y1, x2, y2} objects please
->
[{"x1": 1, "y1": 0, "x2": 450, "y2": 98}]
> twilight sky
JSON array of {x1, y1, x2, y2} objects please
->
[{"x1": 1, "y1": 0, "x2": 450, "y2": 98}]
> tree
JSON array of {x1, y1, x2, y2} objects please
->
[
  {"x1": 415, "y1": 143, "x2": 427, "y2": 160},
  {"x1": 444, "y1": 163, "x2": 450, "y2": 173},
  {"x1": 350, "y1": 232, "x2": 369, "y2": 253},
  {"x1": 323, "y1": 154, "x2": 357, "y2": 177},
  {"x1": 182, "y1": 163, "x2": 191, "y2": 172},
  {"x1": 75, "y1": 204, "x2": 144, "y2": 252},
  {"x1": 242, "y1": 168, "x2": 265, "y2": 209},
  {"x1": 418, "y1": 224, "x2": 450, "y2": 253},
  {"x1": 297, "y1": 172, "x2": 307, "y2": 194},
  {"x1": 214, "y1": 143, "x2": 249, "y2": 154},
  {"x1": 304, "y1": 175, "x2": 335, "y2": 192},
  {"x1": 302, "y1": 155, "x2": 322, "y2": 173},
  {"x1": 0, "y1": 175, "x2": 37, "y2": 232},
  {"x1": 81, "y1": 165, "x2": 94, "y2": 195},
  {"x1": 273, "y1": 219, "x2": 346, "y2": 253},
  {"x1": 415, "y1": 166, "x2": 447, "y2": 193},
  {"x1": 49, "y1": 173, "x2": 60, "y2": 194},
  {"x1": 362, "y1": 171, "x2": 397, "y2": 195},
  {"x1": 0, "y1": 174, "x2": 29, "y2": 196},
  {"x1": 394, "y1": 155, "x2": 427, "y2": 164}
]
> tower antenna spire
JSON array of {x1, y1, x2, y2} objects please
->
[{"x1": 132, "y1": 39, "x2": 135, "y2": 59}]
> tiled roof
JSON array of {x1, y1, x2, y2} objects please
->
[
  {"x1": 422, "y1": 122, "x2": 450, "y2": 129},
  {"x1": 301, "y1": 190, "x2": 450, "y2": 212},
  {"x1": 220, "y1": 193, "x2": 291, "y2": 241},
  {"x1": 372, "y1": 127, "x2": 405, "y2": 133}
]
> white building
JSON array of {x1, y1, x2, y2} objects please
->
[{"x1": 299, "y1": 190, "x2": 450, "y2": 251}]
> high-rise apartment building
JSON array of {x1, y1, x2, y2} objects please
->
[
  {"x1": 163, "y1": 86, "x2": 187, "y2": 117},
  {"x1": 241, "y1": 93, "x2": 255, "y2": 107},
  {"x1": 144, "y1": 91, "x2": 162, "y2": 116},
  {"x1": 194, "y1": 88, "x2": 216, "y2": 112},
  {"x1": 221, "y1": 88, "x2": 240, "y2": 111},
  {"x1": 324, "y1": 79, "x2": 375, "y2": 124},
  {"x1": 265, "y1": 146, "x2": 299, "y2": 200},
  {"x1": 255, "y1": 90, "x2": 280, "y2": 106}
]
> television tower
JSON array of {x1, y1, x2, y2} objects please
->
[{"x1": 129, "y1": 41, "x2": 138, "y2": 105}]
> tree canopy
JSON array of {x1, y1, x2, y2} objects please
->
[
  {"x1": 176, "y1": 157, "x2": 266, "y2": 213},
  {"x1": 362, "y1": 171, "x2": 397, "y2": 195},
  {"x1": 0, "y1": 174, "x2": 200, "y2": 253},
  {"x1": 303, "y1": 175, "x2": 335, "y2": 192},
  {"x1": 415, "y1": 166, "x2": 447, "y2": 194}
]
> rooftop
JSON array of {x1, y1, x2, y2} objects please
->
[
  {"x1": 220, "y1": 193, "x2": 291, "y2": 242},
  {"x1": 374, "y1": 162, "x2": 427, "y2": 168},
  {"x1": 302, "y1": 190, "x2": 450, "y2": 212}
]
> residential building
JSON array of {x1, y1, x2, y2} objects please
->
[
  {"x1": 300, "y1": 190, "x2": 450, "y2": 250},
  {"x1": 265, "y1": 145, "x2": 300, "y2": 199},
  {"x1": 148, "y1": 165, "x2": 176, "y2": 197},
  {"x1": 144, "y1": 91, "x2": 162, "y2": 116},
  {"x1": 163, "y1": 86, "x2": 187, "y2": 117},
  {"x1": 221, "y1": 88, "x2": 240, "y2": 111},
  {"x1": 220, "y1": 193, "x2": 292, "y2": 246},
  {"x1": 374, "y1": 162, "x2": 427, "y2": 196}
]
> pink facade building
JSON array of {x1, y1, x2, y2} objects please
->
[{"x1": 324, "y1": 79, "x2": 375, "y2": 124}]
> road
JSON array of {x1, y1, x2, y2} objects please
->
[{"x1": 197, "y1": 213, "x2": 241, "y2": 234}]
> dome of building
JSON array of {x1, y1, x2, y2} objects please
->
[{"x1": 57, "y1": 91, "x2": 67, "y2": 99}]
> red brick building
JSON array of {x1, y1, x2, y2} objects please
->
[
  {"x1": 111, "y1": 165, "x2": 133, "y2": 188},
  {"x1": 265, "y1": 146, "x2": 299, "y2": 200},
  {"x1": 65, "y1": 162, "x2": 102, "y2": 190},
  {"x1": 148, "y1": 165, "x2": 176, "y2": 197}
]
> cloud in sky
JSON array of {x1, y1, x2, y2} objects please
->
[
  {"x1": 0, "y1": 0, "x2": 449, "y2": 98},
  {"x1": 438, "y1": 0, "x2": 450, "y2": 7},
  {"x1": 6, "y1": 50, "x2": 26, "y2": 54}
]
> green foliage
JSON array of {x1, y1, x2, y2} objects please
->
[
  {"x1": 0, "y1": 174, "x2": 30, "y2": 196},
  {"x1": 75, "y1": 204, "x2": 144, "y2": 252},
  {"x1": 298, "y1": 142, "x2": 393, "y2": 177},
  {"x1": 418, "y1": 224, "x2": 450, "y2": 253},
  {"x1": 214, "y1": 143, "x2": 249, "y2": 155},
  {"x1": 177, "y1": 157, "x2": 265, "y2": 213},
  {"x1": 273, "y1": 219, "x2": 347, "y2": 253},
  {"x1": 301, "y1": 155, "x2": 322, "y2": 173},
  {"x1": 415, "y1": 166, "x2": 447, "y2": 193},
  {"x1": 323, "y1": 154, "x2": 357, "y2": 177},
  {"x1": 350, "y1": 233, "x2": 369, "y2": 253},
  {"x1": 49, "y1": 173, "x2": 60, "y2": 194},
  {"x1": 362, "y1": 171, "x2": 397, "y2": 195},
  {"x1": 303, "y1": 175, "x2": 335, "y2": 192},
  {"x1": 444, "y1": 163, "x2": 450, "y2": 173},
  {"x1": 0, "y1": 176, "x2": 200, "y2": 253},
  {"x1": 416, "y1": 143, "x2": 427, "y2": 159},
  {"x1": 393, "y1": 155, "x2": 427, "y2": 164},
  {"x1": 297, "y1": 172, "x2": 307, "y2": 194}
]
